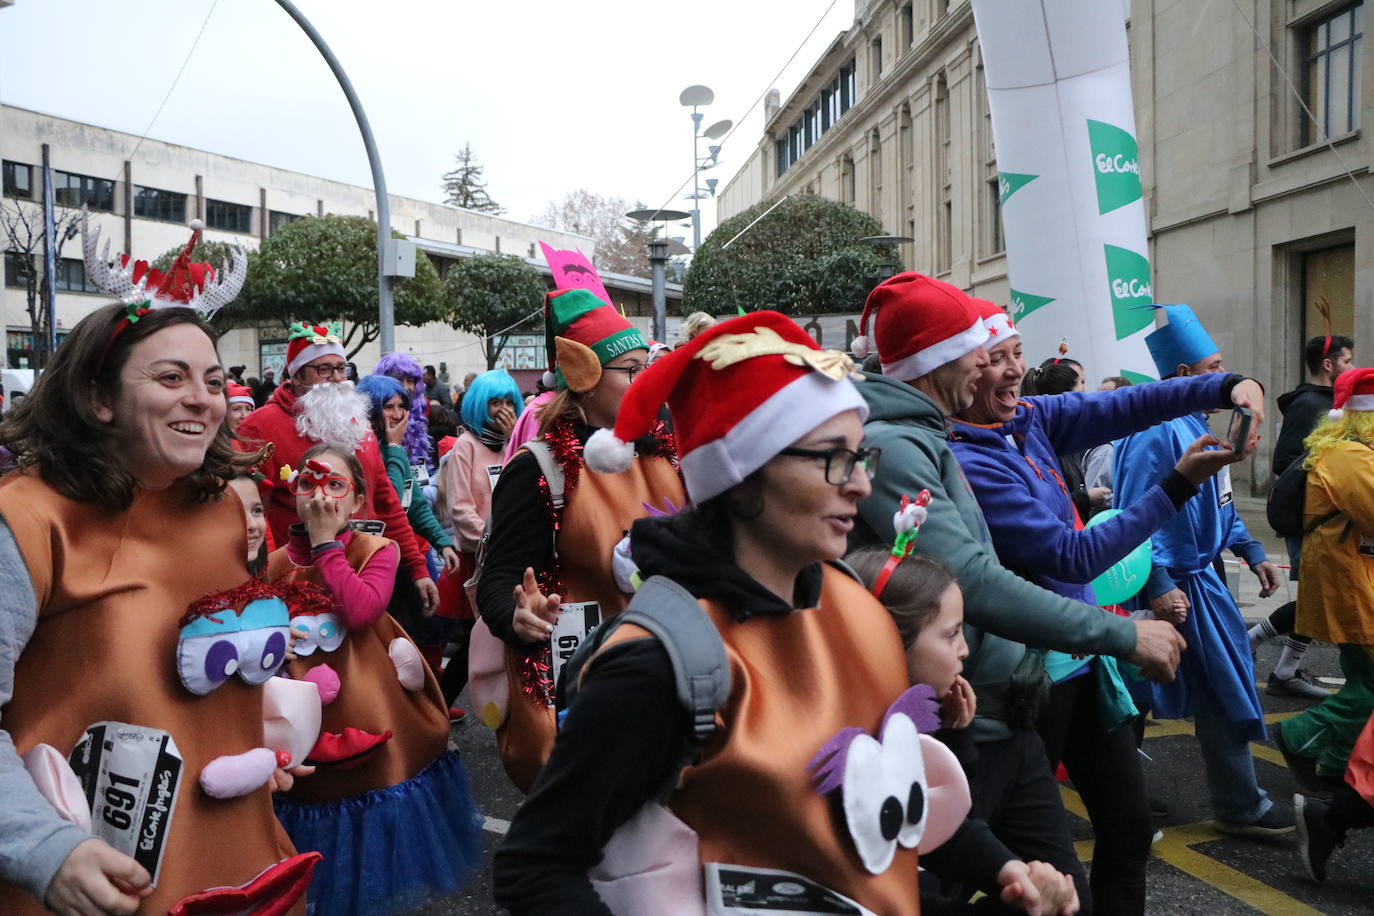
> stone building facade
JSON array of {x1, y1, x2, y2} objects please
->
[{"x1": 719, "y1": 0, "x2": 1372, "y2": 488}]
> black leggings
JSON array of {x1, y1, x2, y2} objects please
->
[
  {"x1": 1038, "y1": 667, "x2": 1152, "y2": 916},
  {"x1": 1266, "y1": 601, "x2": 1313, "y2": 646},
  {"x1": 439, "y1": 617, "x2": 477, "y2": 707}
]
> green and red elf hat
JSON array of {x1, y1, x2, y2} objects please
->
[
  {"x1": 285, "y1": 321, "x2": 345, "y2": 376},
  {"x1": 584, "y1": 310, "x2": 867, "y2": 503},
  {"x1": 540, "y1": 288, "x2": 647, "y2": 392}
]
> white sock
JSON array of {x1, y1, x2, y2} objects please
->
[
  {"x1": 1249, "y1": 618, "x2": 1279, "y2": 650},
  {"x1": 1273, "y1": 637, "x2": 1309, "y2": 680}
]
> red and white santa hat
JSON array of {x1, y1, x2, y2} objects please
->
[
  {"x1": 851, "y1": 272, "x2": 989, "y2": 381},
  {"x1": 972, "y1": 297, "x2": 1018, "y2": 342},
  {"x1": 1328, "y1": 367, "x2": 1374, "y2": 420},
  {"x1": 584, "y1": 310, "x2": 867, "y2": 503},
  {"x1": 285, "y1": 321, "x2": 346, "y2": 377},
  {"x1": 227, "y1": 383, "x2": 255, "y2": 407}
]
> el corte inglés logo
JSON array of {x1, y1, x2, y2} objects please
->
[
  {"x1": 1104, "y1": 244, "x2": 1154, "y2": 339},
  {"x1": 1087, "y1": 119, "x2": 1143, "y2": 215},
  {"x1": 1008, "y1": 289, "x2": 1054, "y2": 322}
]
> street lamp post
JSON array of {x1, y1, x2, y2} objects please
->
[
  {"x1": 273, "y1": 0, "x2": 399, "y2": 354},
  {"x1": 678, "y1": 86, "x2": 731, "y2": 251},
  {"x1": 627, "y1": 208, "x2": 691, "y2": 343}
]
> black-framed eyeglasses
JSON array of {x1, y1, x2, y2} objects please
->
[
  {"x1": 777, "y1": 445, "x2": 881, "y2": 485},
  {"x1": 602, "y1": 363, "x2": 647, "y2": 382},
  {"x1": 303, "y1": 361, "x2": 348, "y2": 378}
]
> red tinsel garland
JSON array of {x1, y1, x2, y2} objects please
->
[{"x1": 514, "y1": 417, "x2": 679, "y2": 707}]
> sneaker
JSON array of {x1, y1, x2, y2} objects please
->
[
  {"x1": 1213, "y1": 803, "x2": 1296, "y2": 839},
  {"x1": 448, "y1": 706, "x2": 467, "y2": 722},
  {"x1": 1267, "y1": 669, "x2": 1334, "y2": 700},
  {"x1": 1151, "y1": 829, "x2": 1164, "y2": 845},
  {"x1": 1295, "y1": 793, "x2": 1343, "y2": 883}
]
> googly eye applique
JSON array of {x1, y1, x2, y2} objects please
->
[
  {"x1": 808, "y1": 684, "x2": 972, "y2": 874},
  {"x1": 178, "y1": 582, "x2": 292, "y2": 696},
  {"x1": 277, "y1": 580, "x2": 347, "y2": 657}
]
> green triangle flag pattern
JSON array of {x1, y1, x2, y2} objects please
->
[
  {"x1": 998, "y1": 172, "x2": 1038, "y2": 206},
  {"x1": 972, "y1": 0, "x2": 1157, "y2": 384}
]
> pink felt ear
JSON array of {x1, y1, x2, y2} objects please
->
[
  {"x1": 389, "y1": 637, "x2": 427, "y2": 692},
  {"x1": 301, "y1": 663, "x2": 341, "y2": 705},
  {"x1": 22, "y1": 744, "x2": 92, "y2": 832},
  {"x1": 915, "y1": 734, "x2": 972, "y2": 854},
  {"x1": 263, "y1": 677, "x2": 323, "y2": 767},
  {"x1": 200, "y1": 747, "x2": 278, "y2": 799}
]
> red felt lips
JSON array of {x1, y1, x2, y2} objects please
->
[
  {"x1": 169, "y1": 851, "x2": 322, "y2": 916},
  {"x1": 305, "y1": 727, "x2": 392, "y2": 767}
]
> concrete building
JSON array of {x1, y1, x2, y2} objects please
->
[
  {"x1": 1, "y1": 104, "x2": 681, "y2": 391},
  {"x1": 718, "y1": 0, "x2": 1371, "y2": 490}
]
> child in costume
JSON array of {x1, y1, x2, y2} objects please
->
[
  {"x1": 268, "y1": 443, "x2": 482, "y2": 915},
  {"x1": 849, "y1": 533, "x2": 1079, "y2": 915},
  {"x1": 228, "y1": 472, "x2": 270, "y2": 575}
]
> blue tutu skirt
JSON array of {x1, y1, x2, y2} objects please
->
[{"x1": 275, "y1": 750, "x2": 484, "y2": 916}]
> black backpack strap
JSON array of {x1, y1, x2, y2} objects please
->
[{"x1": 1303, "y1": 508, "x2": 1343, "y2": 536}]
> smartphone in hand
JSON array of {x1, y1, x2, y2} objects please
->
[{"x1": 1226, "y1": 406, "x2": 1252, "y2": 453}]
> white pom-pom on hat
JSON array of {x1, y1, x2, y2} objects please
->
[
  {"x1": 189, "y1": 218, "x2": 205, "y2": 231},
  {"x1": 851, "y1": 335, "x2": 871, "y2": 359},
  {"x1": 541, "y1": 369, "x2": 556, "y2": 389},
  {"x1": 584, "y1": 427, "x2": 635, "y2": 474},
  {"x1": 1329, "y1": 408, "x2": 1344, "y2": 421}
]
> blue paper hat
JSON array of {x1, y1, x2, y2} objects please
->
[{"x1": 1143, "y1": 304, "x2": 1218, "y2": 376}]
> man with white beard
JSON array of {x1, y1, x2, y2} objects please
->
[{"x1": 237, "y1": 321, "x2": 439, "y2": 612}]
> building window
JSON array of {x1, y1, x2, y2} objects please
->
[
  {"x1": 4, "y1": 251, "x2": 34, "y2": 288},
  {"x1": 978, "y1": 65, "x2": 1004, "y2": 256},
  {"x1": 3, "y1": 161, "x2": 33, "y2": 200},
  {"x1": 1302, "y1": 243, "x2": 1356, "y2": 342},
  {"x1": 53, "y1": 257, "x2": 95, "y2": 293},
  {"x1": 869, "y1": 129, "x2": 884, "y2": 225},
  {"x1": 772, "y1": 59, "x2": 859, "y2": 178},
  {"x1": 934, "y1": 74, "x2": 952, "y2": 273},
  {"x1": 134, "y1": 186, "x2": 187, "y2": 223},
  {"x1": 269, "y1": 210, "x2": 300, "y2": 233},
  {"x1": 900, "y1": 4, "x2": 915, "y2": 51},
  {"x1": 840, "y1": 154, "x2": 856, "y2": 204},
  {"x1": 206, "y1": 199, "x2": 253, "y2": 234},
  {"x1": 1304, "y1": 4, "x2": 1363, "y2": 143},
  {"x1": 54, "y1": 170, "x2": 114, "y2": 211},
  {"x1": 871, "y1": 36, "x2": 884, "y2": 80},
  {"x1": 842, "y1": 62, "x2": 856, "y2": 113}
]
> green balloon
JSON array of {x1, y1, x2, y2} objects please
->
[{"x1": 1085, "y1": 509, "x2": 1152, "y2": 606}]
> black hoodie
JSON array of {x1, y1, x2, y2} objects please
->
[{"x1": 1273, "y1": 382, "x2": 1334, "y2": 477}]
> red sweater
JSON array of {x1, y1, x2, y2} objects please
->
[{"x1": 236, "y1": 382, "x2": 429, "y2": 582}]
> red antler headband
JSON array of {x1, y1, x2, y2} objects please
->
[{"x1": 871, "y1": 491, "x2": 932, "y2": 600}]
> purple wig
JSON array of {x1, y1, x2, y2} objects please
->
[{"x1": 374, "y1": 352, "x2": 429, "y2": 465}]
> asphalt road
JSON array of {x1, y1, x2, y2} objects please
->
[{"x1": 404, "y1": 505, "x2": 1372, "y2": 915}]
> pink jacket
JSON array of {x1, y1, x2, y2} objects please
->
[
  {"x1": 504, "y1": 391, "x2": 555, "y2": 463},
  {"x1": 441, "y1": 431, "x2": 505, "y2": 553}
]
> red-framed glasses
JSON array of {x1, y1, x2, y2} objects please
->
[{"x1": 288, "y1": 473, "x2": 354, "y2": 499}]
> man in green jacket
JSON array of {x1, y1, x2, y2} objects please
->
[{"x1": 848, "y1": 272, "x2": 1188, "y2": 911}]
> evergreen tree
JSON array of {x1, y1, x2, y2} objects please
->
[{"x1": 441, "y1": 143, "x2": 505, "y2": 214}]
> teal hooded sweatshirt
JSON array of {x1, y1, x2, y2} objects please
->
[{"x1": 852, "y1": 371, "x2": 1137, "y2": 742}]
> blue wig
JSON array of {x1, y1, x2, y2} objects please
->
[
  {"x1": 372, "y1": 353, "x2": 429, "y2": 465},
  {"x1": 460, "y1": 369, "x2": 524, "y2": 437},
  {"x1": 355, "y1": 373, "x2": 411, "y2": 444}
]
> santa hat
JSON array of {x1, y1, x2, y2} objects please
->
[
  {"x1": 1328, "y1": 367, "x2": 1374, "y2": 420},
  {"x1": 286, "y1": 321, "x2": 346, "y2": 376},
  {"x1": 972, "y1": 297, "x2": 1018, "y2": 342},
  {"x1": 227, "y1": 383, "x2": 255, "y2": 407},
  {"x1": 584, "y1": 311, "x2": 867, "y2": 503},
  {"x1": 81, "y1": 212, "x2": 246, "y2": 321},
  {"x1": 851, "y1": 272, "x2": 989, "y2": 381},
  {"x1": 541, "y1": 288, "x2": 647, "y2": 392}
]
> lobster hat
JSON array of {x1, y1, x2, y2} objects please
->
[
  {"x1": 972, "y1": 297, "x2": 1018, "y2": 342},
  {"x1": 1328, "y1": 366, "x2": 1374, "y2": 420},
  {"x1": 543, "y1": 288, "x2": 647, "y2": 393},
  {"x1": 286, "y1": 321, "x2": 346, "y2": 376},
  {"x1": 227, "y1": 383, "x2": 255, "y2": 407},
  {"x1": 1143, "y1": 304, "x2": 1218, "y2": 377},
  {"x1": 851, "y1": 272, "x2": 989, "y2": 381},
  {"x1": 584, "y1": 311, "x2": 868, "y2": 503}
]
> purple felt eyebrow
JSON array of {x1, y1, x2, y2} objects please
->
[{"x1": 808, "y1": 685, "x2": 942, "y2": 796}]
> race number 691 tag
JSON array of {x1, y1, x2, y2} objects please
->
[
  {"x1": 548, "y1": 601, "x2": 601, "y2": 703},
  {"x1": 68, "y1": 722, "x2": 183, "y2": 888}
]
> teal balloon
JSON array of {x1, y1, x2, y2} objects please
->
[{"x1": 1085, "y1": 509, "x2": 1151, "y2": 606}]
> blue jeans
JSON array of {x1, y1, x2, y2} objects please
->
[{"x1": 1194, "y1": 690, "x2": 1272, "y2": 824}]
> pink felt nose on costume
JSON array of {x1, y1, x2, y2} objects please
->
[{"x1": 302, "y1": 663, "x2": 341, "y2": 705}]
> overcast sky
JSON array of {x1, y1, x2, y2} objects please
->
[{"x1": 0, "y1": 0, "x2": 854, "y2": 240}]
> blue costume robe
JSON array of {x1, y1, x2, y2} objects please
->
[{"x1": 1113, "y1": 413, "x2": 1268, "y2": 742}]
